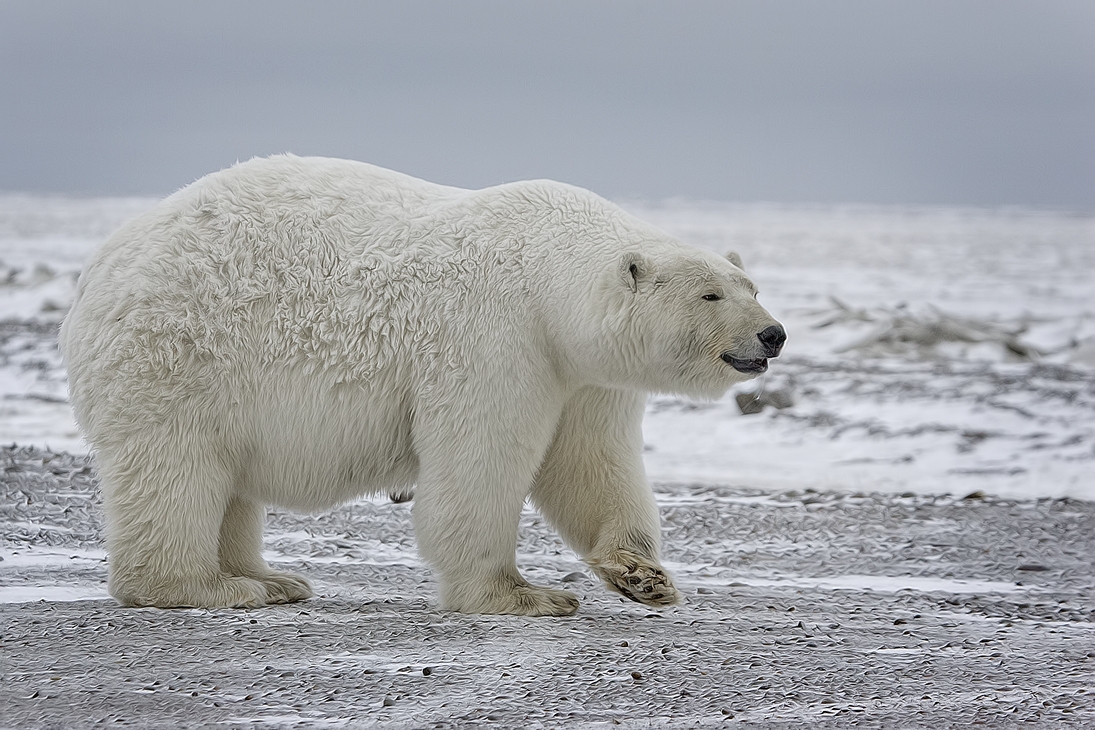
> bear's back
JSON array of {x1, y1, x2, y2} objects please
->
[{"x1": 62, "y1": 157, "x2": 498, "y2": 400}]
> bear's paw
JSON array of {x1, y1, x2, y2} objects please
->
[
  {"x1": 589, "y1": 550, "x2": 681, "y2": 607},
  {"x1": 256, "y1": 570, "x2": 314, "y2": 604},
  {"x1": 111, "y1": 574, "x2": 270, "y2": 609},
  {"x1": 444, "y1": 581, "x2": 580, "y2": 616},
  {"x1": 504, "y1": 584, "x2": 581, "y2": 617}
]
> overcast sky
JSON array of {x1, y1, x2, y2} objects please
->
[{"x1": 1, "y1": 1, "x2": 1092, "y2": 208}]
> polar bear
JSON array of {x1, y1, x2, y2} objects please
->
[{"x1": 60, "y1": 155, "x2": 785, "y2": 616}]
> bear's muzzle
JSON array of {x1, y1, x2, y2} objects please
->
[
  {"x1": 720, "y1": 353, "x2": 769, "y2": 373},
  {"x1": 721, "y1": 324, "x2": 786, "y2": 373}
]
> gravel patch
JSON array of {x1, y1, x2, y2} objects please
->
[{"x1": 2, "y1": 445, "x2": 1093, "y2": 728}]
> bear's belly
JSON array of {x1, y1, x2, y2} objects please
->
[
  {"x1": 245, "y1": 446, "x2": 419, "y2": 512},
  {"x1": 234, "y1": 375, "x2": 420, "y2": 512}
]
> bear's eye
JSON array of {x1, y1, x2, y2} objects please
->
[{"x1": 702, "y1": 293, "x2": 722, "y2": 302}]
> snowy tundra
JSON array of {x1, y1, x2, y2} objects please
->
[{"x1": 59, "y1": 155, "x2": 784, "y2": 616}]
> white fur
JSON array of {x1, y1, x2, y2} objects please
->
[{"x1": 60, "y1": 155, "x2": 781, "y2": 615}]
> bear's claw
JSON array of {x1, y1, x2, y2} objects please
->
[{"x1": 589, "y1": 550, "x2": 681, "y2": 607}]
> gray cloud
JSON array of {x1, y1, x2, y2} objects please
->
[{"x1": 1, "y1": 0, "x2": 1092, "y2": 207}]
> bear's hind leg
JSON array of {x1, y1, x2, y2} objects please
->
[
  {"x1": 218, "y1": 496, "x2": 313, "y2": 604},
  {"x1": 101, "y1": 451, "x2": 269, "y2": 608},
  {"x1": 531, "y1": 386, "x2": 681, "y2": 608}
]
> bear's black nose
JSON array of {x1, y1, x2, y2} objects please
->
[{"x1": 757, "y1": 325, "x2": 786, "y2": 356}]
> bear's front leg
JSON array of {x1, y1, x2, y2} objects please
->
[
  {"x1": 531, "y1": 386, "x2": 682, "y2": 608},
  {"x1": 411, "y1": 394, "x2": 578, "y2": 616}
]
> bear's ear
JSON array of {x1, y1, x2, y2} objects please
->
[
  {"x1": 726, "y1": 251, "x2": 745, "y2": 270},
  {"x1": 619, "y1": 252, "x2": 654, "y2": 293}
]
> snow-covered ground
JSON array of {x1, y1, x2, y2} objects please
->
[{"x1": 2, "y1": 194, "x2": 1092, "y2": 498}]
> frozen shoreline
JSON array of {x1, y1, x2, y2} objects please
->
[{"x1": 2, "y1": 446, "x2": 1092, "y2": 728}]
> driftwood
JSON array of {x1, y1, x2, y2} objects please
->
[
  {"x1": 736, "y1": 387, "x2": 794, "y2": 415},
  {"x1": 814, "y1": 297, "x2": 1040, "y2": 360}
]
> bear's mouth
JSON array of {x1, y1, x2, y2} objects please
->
[{"x1": 721, "y1": 353, "x2": 768, "y2": 374}]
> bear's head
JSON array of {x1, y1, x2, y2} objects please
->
[{"x1": 607, "y1": 246, "x2": 786, "y2": 398}]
